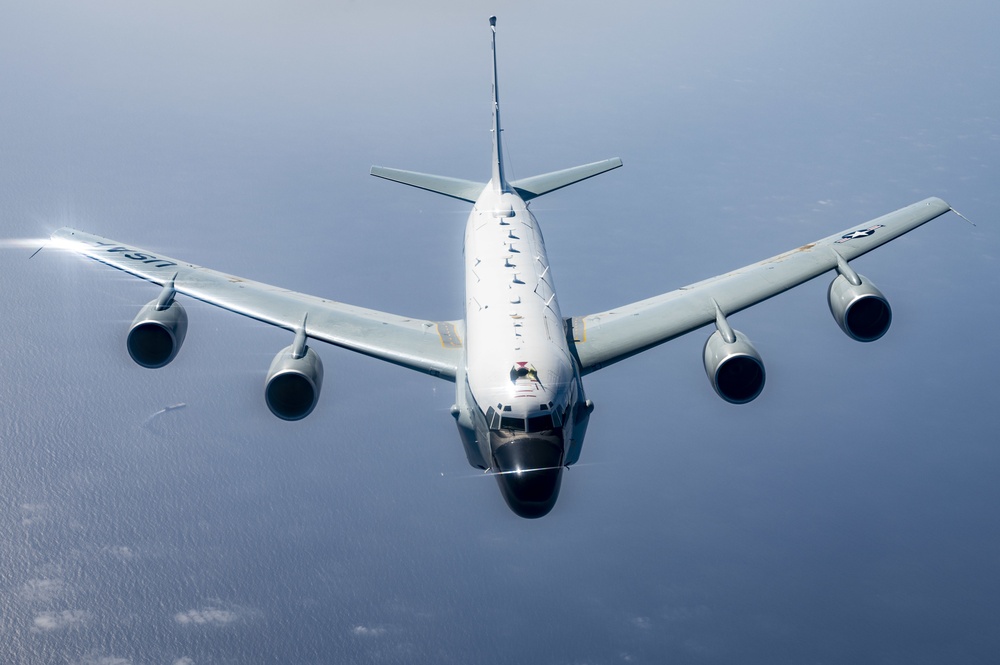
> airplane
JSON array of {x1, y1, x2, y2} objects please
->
[{"x1": 48, "y1": 16, "x2": 959, "y2": 518}]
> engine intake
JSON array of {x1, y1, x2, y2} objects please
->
[
  {"x1": 703, "y1": 329, "x2": 765, "y2": 404},
  {"x1": 127, "y1": 299, "x2": 188, "y2": 368},
  {"x1": 265, "y1": 344, "x2": 324, "y2": 421},
  {"x1": 828, "y1": 273, "x2": 891, "y2": 342}
]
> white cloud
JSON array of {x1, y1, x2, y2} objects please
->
[
  {"x1": 75, "y1": 657, "x2": 133, "y2": 665},
  {"x1": 20, "y1": 578, "x2": 65, "y2": 602},
  {"x1": 351, "y1": 624, "x2": 386, "y2": 637},
  {"x1": 32, "y1": 609, "x2": 88, "y2": 631},
  {"x1": 174, "y1": 608, "x2": 239, "y2": 626},
  {"x1": 20, "y1": 503, "x2": 49, "y2": 526},
  {"x1": 173, "y1": 659, "x2": 195, "y2": 665},
  {"x1": 105, "y1": 545, "x2": 138, "y2": 560},
  {"x1": 631, "y1": 616, "x2": 651, "y2": 630}
]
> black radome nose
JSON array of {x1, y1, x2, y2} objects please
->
[{"x1": 492, "y1": 438, "x2": 563, "y2": 518}]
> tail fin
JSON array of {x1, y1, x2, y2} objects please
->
[
  {"x1": 489, "y1": 16, "x2": 507, "y2": 192},
  {"x1": 370, "y1": 16, "x2": 622, "y2": 202}
]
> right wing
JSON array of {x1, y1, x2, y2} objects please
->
[
  {"x1": 51, "y1": 228, "x2": 463, "y2": 380},
  {"x1": 569, "y1": 197, "x2": 954, "y2": 374}
]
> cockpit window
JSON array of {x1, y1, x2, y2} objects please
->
[
  {"x1": 527, "y1": 413, "x2": 555, "y2": 433},
  {"x1": 500, "y1": 415, "x2": 525, "y2": 431},
  {"x1": 486, "y1": 406, "x2": 500, "y2": 430},
  {"x1": 490, "y1": 398, "x2": 567, "y2": 433}
]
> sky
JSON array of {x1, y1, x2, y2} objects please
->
[{"x1": 2, "y1": 1, "x2": 999, "y2": 663}]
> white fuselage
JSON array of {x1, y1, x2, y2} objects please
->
[{"x1": 456, "y1": 185, "x2": 582, "y2": 470}]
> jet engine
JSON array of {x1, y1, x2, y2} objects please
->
[
  {"x1": 828, "y1": 273, "x2": 891, "y2": 342},
  {"x1": 703, "y1": 329, "x2": 765, "y2": 404},
  {"x1": 265, "y1": 343, "x2": 324, "y2": 421},
  {"x1": 127, "y1": 299, "x2": 188, "y2": 368}
]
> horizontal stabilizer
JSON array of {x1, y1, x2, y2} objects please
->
[
  {"x1": 510, "y1": 158, "x2": 623, "y2": 200},
  {"x1": 370, "y1": 166, "x2": 486, "y2": 203}
]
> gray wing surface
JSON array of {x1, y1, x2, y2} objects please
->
[
  {"x1": 570, "y1": 197, "x2": 953, "y2": 374},
  {"x1": 51, "y1": 228, "x2": 463, "y2": 380},
  {"x1": 369, "y1": 166, "x2": 486, "y2": 203},
  {"x1": 510, "y1": 158, "x2": 623, "y2": 200}
]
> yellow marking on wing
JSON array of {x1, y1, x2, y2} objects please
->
[{"x1": 436, "y1": 322, "x2": 463, "y2": 348}]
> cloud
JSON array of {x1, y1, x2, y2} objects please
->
[
  {"x1": 173, "y1": 659, "x2": 195, "y2": 665},
  {"x1": 20, "y1": 503, "x2": 49, "y2": 526},
  {"x1": 174, "y1": 607, "x2": 239, "y2": 626},
  {"x1": 631, "y1": 616, "x2": 651, "y2": 630},
  {"x1": 74, "y1": 658, "x2": 133, "y2": 665},
  {"x1": 32, "y1": 609, "x2": 88, "y2": 631},
  {"x1": 351, "y1": 624, "x2": 386, "y2": 637},
  {"x1": 104, "y1": 545, "x2": 138, "y2": 561},
  {"x1": 20, "y1": 578, "x2": 65, "y2": 602}
]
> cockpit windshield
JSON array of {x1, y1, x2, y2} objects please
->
[
  {"x1": 527, "y1": 413, "x2": 554, "y2": 432},
  {"x1": 500, "y1": 415, "x2": 525, "y2": 431},
  {"x1": 487, "y1": 404, "x2": 563, "y2": 433}
]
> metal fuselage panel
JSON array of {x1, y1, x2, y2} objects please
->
[{"x1": 458, "y1": 186, "x2": 581, "y2": 468}]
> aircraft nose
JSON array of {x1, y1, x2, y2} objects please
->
[{"x1": 491, "y1": 437, "x2": 563, "y2": 518}]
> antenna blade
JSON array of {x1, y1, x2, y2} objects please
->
[{"x1": 950, "y1": 206, "x2": 976, "y2": 226}]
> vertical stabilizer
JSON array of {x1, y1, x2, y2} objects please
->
[
  {"x1": 370, "y1": 16, "x2": 621, "y2": 203},
  {"x1": 489, "y1": 16, "x2": 508, "y2": 193}
]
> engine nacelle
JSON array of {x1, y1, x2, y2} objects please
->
[
  {"x1": 265, "y1": 344, "x2": 324, "y2": 421},
  {"x1": 127, "y1": 299, "x2": 188, "y2": 368},
  {"x1": 703, "y1": 329, "x2": 766, "y2": 404},
  {"x1": 828, "y1": 273, "x2": 892, "y2": 342}
]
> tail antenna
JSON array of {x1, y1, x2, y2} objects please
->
[{"x1": 489, "y1": 16, "x2": 508, "y2": 192}]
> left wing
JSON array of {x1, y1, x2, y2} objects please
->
[
  {"x1": 570, "y1": 197, "x2": 954, "y2": 374},
  {"x1": 50, "y1": 228, "x2": 463, "y2": 380}
]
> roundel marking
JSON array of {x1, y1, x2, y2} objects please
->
[{"x1": 834, "y1": 223, "x2": 885, "y2": 244}]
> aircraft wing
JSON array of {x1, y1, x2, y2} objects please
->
[
  {"x1": 569, "y1": 197, "x2": 953, "y2": 374},
  {"x1": 50, "y1": 228, "x2": 463, "y2": 380}
]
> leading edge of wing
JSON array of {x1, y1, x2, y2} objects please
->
[
  {"x1": 571, "y1": 197, "x2": 952, "y2": 374},
  {"x1": 369, "y1": 166, "x2": 486, "y2": 203},
  {"x1": 50, "y1": 228, "x2": 463, "y2": 380}
]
